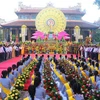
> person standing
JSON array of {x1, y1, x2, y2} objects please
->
[
  {"x1": 84, "y1": 46, "x2": 88, "y2": 58},
  {"x1": 89, "y1": 46, "x2": 93, "y2": 59},
  {"x1": 93, "y1": 46, "x2": 98, "y2": 61},
  {"x1": 0, "y1": 45, "x2": 4, "y2": 62},
  {"x1": 2, "y1": 44, "x2": 7, "y2": 61},
  {"x1": 12, "y1": 45, "x2": 15, "y2": 58},
  {"x1": 9, "y1": 45, "x2": 12, "y2": 59},
  {"x1": 91, "y1": 46, "x2": 94, "y2": 59},
  {"x1": 5, "y1": 45, "x2": 9, "y2": 60},
  {"x1": 87, "y1": 46, "x2": 91, "y2": 58},
  {"x1": 96, "y1": 46, "x2": 99, "y2": 61},
  {"x1": 98, "y1": 46, "x2": 100, "y2": 62},
  {"x1": 80, "y1": 46, "x2": 83, "y2": 58},
  {"x1": 14, "y1": 44, "x2": 18, "y2": 57},
  {"x1": 21, "y1": 44, "x2": 25, "y2": 55}
]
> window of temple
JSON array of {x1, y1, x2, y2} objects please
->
[
  {"x1": 65, "y1": 14, "x2": 82, "y2": 20},
  {"x1": 32, "y1": 14, "x2": 37, "y2": 19}
]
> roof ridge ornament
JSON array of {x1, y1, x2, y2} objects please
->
[
  {"x1": 46, "y1": 2, "x2": 54, "y2": 7},
  {"x1": 18, "y1": 2, "x2": 32, "y2": 9},
  {"x1": 68, "y1": 3, "x2": 81, "y2": 10}
]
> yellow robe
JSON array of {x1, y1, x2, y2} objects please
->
[
  {"x1": 12, "y1": 47, "x2": 15, "y2": 58},
  {"x1": 21, "y1": 46, "x2": 25, "y2": 55},
  {"x1": 98, "y1": 53, "x2": 100, "y2": 61}
]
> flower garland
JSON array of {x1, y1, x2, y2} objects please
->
[
  {"x1": 59, "y1": 60, "x2": 100, "y2": 100},
  {"x1": 7, "y1": 88, "x2": 20, "y2": 100},
  {"x1": 43, "y1": 61, "x2": 62, "y2": 100},
  {"x1": 6, "y1": 60, "x2": 37, "y2": 100}
]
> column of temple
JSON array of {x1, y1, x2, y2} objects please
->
[
  {"x1": 3, "y1": 28, "x2": 6, "y2": 41},
  {"x1": 10, "y1": 28, "x2": 12, "y2": 42},
  {"x1": 3, "y1": 28, "x2": 8, "y2": 41},
  {"x1": 28, "y1": 28, "x2": 31, "y2": 40},
  {"x1": 16, "y1": 28, "x2": 19, "y2": 42}
]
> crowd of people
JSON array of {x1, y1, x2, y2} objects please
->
[
  {"x1": 28, "y1": 55, "x2": 46, "y2": 100},
  {"x1": 0, "y1": 44, "x2": 21, "y2": 62},
  {"x1": 1, "y1": 43, "x2": 100, "y2": 63},
  {"x1": 79, "y1": 45, "x2": 100, "y2": 61},
  {"x1": 27, "y1": 54, "x2": 100, "y2": 100},
  {"x1": 50, "y1": 54, "x2": 100, "y2": 100},
  {"x1": 0, "y1": 55, "x2": 32, "y2": 99},
  {"x1": 0, "y1": 52, "x2": 100, "y2": 99}
]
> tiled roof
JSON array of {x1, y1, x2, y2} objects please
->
[
  {"x1": 1, "y1": 20, "x2": 35, "y2": 27},
  {"x1": 1, "y1": 20, "x2": 98, "y2": 29},
  {"x1": 15, "y1": 8, "x2": 85, "y2": 15},
  {"x1": 94, "y1": 20, "x2": 100, "y2": 26},
  {"x1": 67, "y1": 20, "x2": 99, "y2": 28}
]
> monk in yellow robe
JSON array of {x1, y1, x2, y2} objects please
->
[{"x1": 21, "y1": 44, "x2": 25, "y2": 55}]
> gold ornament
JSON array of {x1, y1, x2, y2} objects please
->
[{"x1": 35, "y1": 7, "x2": 66, "y2": 34}]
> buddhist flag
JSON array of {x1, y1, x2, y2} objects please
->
[
  {"x1": 21, "y1": 25, "x2": 27, "y2": 36},
  {"x1": 21, "y1": 25, "x2": 27, "y2": 42}
]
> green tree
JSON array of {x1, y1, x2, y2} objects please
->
[
  {"x1": 92, "y1": 29, "x2": 100, "y2": 42},
  {"x1": 94, "y1": 0, "x2": 100, "y2": 8},
  {"x1": 12, "y1": 34, "x2": 16, "y2": 41},
  {"x1": 0, "y1": 29, "x2": 3, "y2": 41}
]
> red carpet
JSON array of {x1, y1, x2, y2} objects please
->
[
  {"x1": 0, "y1": 54, "x2": 76, "y2": 77},
  {"x1": 0, "y1": 56, "x2": 22, "y2": 76},
  {"x1": 24, "y1": 70, "x2": 34, "y2": 90}
]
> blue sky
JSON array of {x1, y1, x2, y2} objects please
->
[{"x1": 0, "y1": 0, "x2": 100, "y2": 23}]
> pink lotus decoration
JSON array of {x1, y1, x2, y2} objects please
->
[
  {"x1": 32, "y1": 31, "x2": 44, "y2": 36},
  {"x1": 31, "y1": 30, "x2": 70, "y2": 40},
  {"x1": 64, "y1": 36, "x2": 70, "y2": 40},
  {"x1": 31, "y1": 35, "x2": 38, "y2": 39},
  {"x1": 53, "y1": 34, "x2": 57, "y2": 39},
  {"x1": 58, "y1": 31, "x2": 70, "y2": 40},
  {"x1": 58, "y1": 31, "x2": 69, "y2": 36},
  {"x1": 31, "y1": 31, "x2": 45, "y2": 39}
]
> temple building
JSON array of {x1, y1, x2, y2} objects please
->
[
  {"x1": 94, "y1": 18, "x2": 100, "y2": 28},
  {"x1": 1, "y1": 3, "x2": 99, "y2": 42},
  {"x1": 0, "y1": 18, "x2": 6, "y2": 41}
]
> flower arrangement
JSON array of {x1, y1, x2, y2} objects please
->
[
  {"x1": 60, "y1": 60, "x2": 100, "y2": 100},
  {"x1": 6, "y1": 60, "x2": 37, "y2": 100},
  {"x1": 43, "y1": 61, "x2": 62, "y2": 100},
  {"x1": 21, "y1": 41, "x2": 71, "y2": 54},
  {"x1": 13, "y1": 61, "x2": 35, "y2": 91},
  {"x1": 14, "y1": 79, "x2": 24, "y2": 90},
  {"x1": 7, "y1": 88, "x2": 20, "y2": 100}
]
